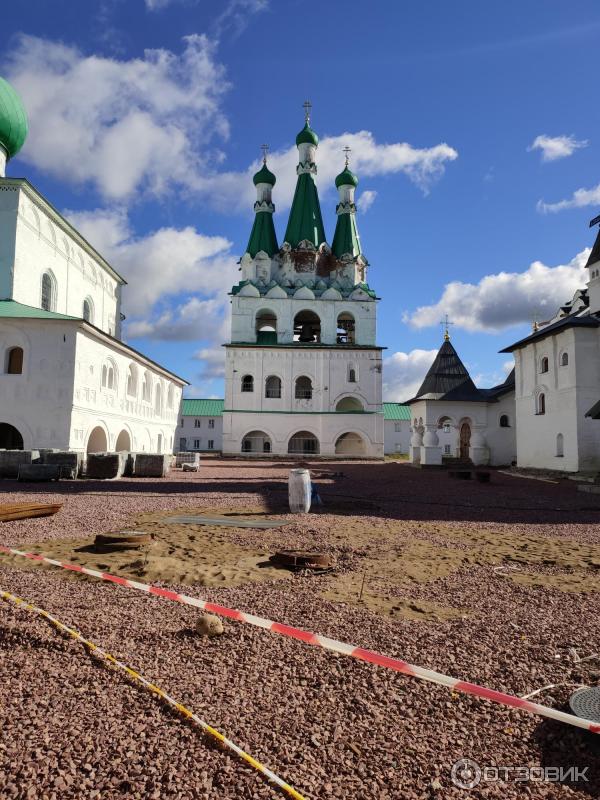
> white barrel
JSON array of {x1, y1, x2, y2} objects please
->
[{"x1": 288, "y1": 468, "x2": 311, "y2": 513}]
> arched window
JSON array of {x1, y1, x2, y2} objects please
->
[
  {"x1": 293, "y1": 310, "x2": 321, "y2": 343},
  {"x1": 335, "y1": 396, "x2": 364, "y2": 412},
  {"x1": 438, "y1": 416, "x2": 452, "y2": 433},
  {"x1": 241, "y1": 374, "x2": 254, "y2": 393},
  {"x1": 348, "y1": 367, "x2": 357, "y2": 383},
  {"x1": 288, "y1": 431, "x2": 320, "y2": 455},
  {"x1": 255, "y1": 309, "x2": 277, "y2": 344},
  {"x1": 155, "y1": 384, "x2": 163, "y2": 415},
  {"x1": 101, "y1": 360, "x2": 117, "y2": 390},
  {"x1": 537, "y1": 393, "x2": 546, "y2": 415},
  {"x1": 265, "y1": 375, "x2": 282, "y2": 398},
  {"x1": 126, "y1": 364, "x2": 138, "y2": 397},
  {"x1": 295, "y1": 375, "x2": 312, "y2": 399},
  {"x1": 167, "y1": 384, "x2": 175, "y2": 409},
  {"x1": 241, "y1": 431, "x2": 272, "y2": 453},
  {"x1": 41, "y1": 271, "x2": 56, "y2": 312},
  {"x1": 561, "y1": 352, "x2": 569, "y2": 366},
  {"x1": 142, "y1": 371, "x2": 152, "y2": 402},
  {"x1": 499, "y1": 414, "x2": 510, "y2": 428},
  {"x1": 540, "y1": 357, "x2": 549, "y2": 374},
  {"x1": 83, "y1": 297, "x2": 94, "y2": 323},
  {"x1": 556, "y1": 433, "x2": 564, "y2": 457},
  {"x1": 6, "y1": 347, "x2": 23, "y2": 375},
  {"x1": 337, "y1": 312, "x2": 356, "y2": 344}
]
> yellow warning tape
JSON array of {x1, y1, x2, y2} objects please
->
[{"x1": 0, "y1": 589, "x2": 306, "y2": 800}]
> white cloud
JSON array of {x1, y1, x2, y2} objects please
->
[
  {"x1": 7, "y1": 34, "x2": 230, "y2": 200},
  {"x1": 193, "y1": 346, "x2": 227, "y2": 379},
  {"x1": 65, "y1": 208, "x2": 238, "y2": 338},
  {"x1": 382, "y1": 349, "x2": 439, "y2": 402},
  {"x1": 404, "y1": 249, "x2": 589, "y2": 333},
  {"x1": 145, "y1": 0, "x2": 173, "y2": 8},
  {"x1": 213, "y1": 0, "x2": 269, "y2": 37},
  {"x1": 357, "y1": 190, "x2": 377, "y2": 213},
  {"x1": 538, "y1": 183, "x2": 600, "y2": 214},
  {"x1": 528, "y1": 134, "x2": 588, "y2": 162}
]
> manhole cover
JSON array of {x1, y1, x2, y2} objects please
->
[
  {"x1": 569, "y1": 687, "x2": 600, "y2": 722},
  {"x1": 94, "y1": 531, "x2": 153, "y2": 552},
  {"x1": 269, "y1": 550, "x2": 334, "y2": 570}
]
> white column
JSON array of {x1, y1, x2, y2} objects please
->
[
  {"x1": 0, "y1": 148, "x2": 6, "y2": 178},
  {"x1": 470, "y1": 426, "x2": 490, "y2": 466},
  {"x1": 420, "y1": 423, "x2": 443, "y2": 466},
  {"x1": 409, "y1": 425, "x2": 423, "y2": 464}
]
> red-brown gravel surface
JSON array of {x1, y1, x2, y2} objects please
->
[{"x1": 1, "y1": 459, "x2": 600, "y2": 799}]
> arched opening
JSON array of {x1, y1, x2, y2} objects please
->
[
  {"x1": 255, "y1": 309, "x2": 277, "y2": 344},
  {"x1": 556, "y1": 433, "x2": 564, "y2": 457},
  {"x1": 540, "y1": 356, "x2": 549, "y2": 374},
  {"x1": 295, "y1": 375, "x2": 313, "y2": 399},
  {"x1": 127, "y1": 364, "x2": 138, "y2": 397},
  {"x1": 336, "y1": 312, "x2": 355, "y2": 344},
  {"x1": 335, "y1": 396, "x2": 364, "y2": 412},
  {"x1": 167, "y1": 384, "x2": 174, "y2": 409},
  {"x1": 499, "y1": 414, "x2": 510, "y2": 428},
  {"x1": 459, "y1": 421, "x2": 471, "y2": 460},
  {"x1": 561, "y1": 352, "x2": 569, "y2": 366},
  {"x1": 115, "y1": 430, "x2": 131, "y2": 451},
  {"x1": 87, "y1": 426, "x2": 108, "y2": 454},
  {"x1": 241, "y1": 374, "x2": 254, "y2": 393},
  {"x1": 537, "y1": 393, "x2": 546, "y2": 415},
  {"x1": 154, "y1": 384, "x2": 163, "y2": 415},
  {"x1": 0, "y1": 423, "x2": 23, "y2": 449},
  {"x1": 241, "y1": 430, "x2": 272, "y2": 453},
  {"x1": 101, "y1": 361, "x2": 117, "y2": 390},
  {"x1": 142, "y1": 371, "x2": 152, "y2": 402},
  {"x1": 83, "y1": 298, "x2": 94, "y2": 323},
  {"x1": 335, "y1": 432, "x2": 365, "y2": 456},
  {"x1": 41, "y1": 271, "x2": 57, "y2": 312},
  {"x1": 288, "y1": 431, "x2": 320, "y2": 455},
  {"x1": 265, "y1": 375, "x2": 282, "y2": 398},
  {"x1": 293, "y1": 310, "x2": 321, "y2": 343},
  {"x1": 438, "y1": 415, "x2": 452, "y2": 433},
  {"x1": 6, "y1": 347, "x2": 23, "y2": 375}
]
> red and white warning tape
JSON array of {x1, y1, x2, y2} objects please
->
[
  {"x1": 1, "y1": 543, "x2": 598, "y2": 735},
  {"x1": 0, "y1": 587, "x2": 306, "y2": 800}
]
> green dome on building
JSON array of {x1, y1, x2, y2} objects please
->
[
  {"x1": 0, "y1": 77, "x2": 28, "y2": 160},
  {"x1": 253, "y1": 162, "x2": 276, "y2": 186},
  {"x1": 296, "y1": 122, "x2": 319, "y2": 147},
  {"x1": 335, "y1": 166, "x2": 358, "y2": 188}
]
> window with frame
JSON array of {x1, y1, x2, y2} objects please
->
[
  {"x1": 394, "y1": 422, "x2": 401, "y2": 432},
  {"x1": 241, "y1": 375, "x2": 254, "y2": 392},
  {"x1": 83, "y1": 298, "x2": 93, "y2": 323},
  {"x1": 540, "y1": 356, "x2": 549, "y2": 374},
  {"x1": 265, "y1": 375, "x2": 282, "y2": 398},
  {"x1": 194, "y1": 419, "x2": 201, "y2": 428},
  {"x1": 499, "y1": 414, "x2": 510, "y2": 428},
  {"x1": 294, "y1": 376, "x2": 312, "y2": 399},
  {"x1": 208, "y1": 419, "x2": 215, "y2": 428},
  {"x1": 179, "y1": 437, "x2": 186, "y2": 450},
  {"x1": 193, "y1": 439, "x2": 200, "y2": 449},
  {"x1": 348, "y1": 367, "x2": 357, "y2": 383},
  {"x1": 560, "y1": 352, "x2": 569, "y2": 367},
  {"x1": 537, "y1": 393, "x2": 546, "y2": 415},
  {"x1": 208, "y1": 440, "x2": 214, "y2": 449},
  {"x1": 41, "y1": 272, "x2": 55, "y2": 312},
  {"x1": 6, "y1": 347, "x2": 23, "y2": 375}
]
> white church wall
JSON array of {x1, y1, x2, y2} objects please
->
[{"x1": 484, "y1": 393, "x2": 517, "y2": 466}]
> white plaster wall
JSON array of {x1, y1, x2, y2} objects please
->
[
  {"x1": 383, "y1": 419, "x2": 411, "y2": 454},
  {"x1": 231, "y1": 295, "x2": 377, "y2": 346},
  {"x1": 0, "y1": 184, "x2": 123, "y2": 337},
  {"x1": 483, "y1": 393, "x2": 517, "y2": 466},
  {"x1": 175, "y1": 415, "x2": 223, "y2": 452}
]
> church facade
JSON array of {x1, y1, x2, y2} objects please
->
[
  {"x1": 221, "y1": 109, "x2": 384, "y2": 458},
  {"x1": 0, "y1": 77, "x2": 185, "y2": 455}
]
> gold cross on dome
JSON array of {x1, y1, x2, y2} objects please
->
[
  {"x1": 303, "y1": 99, "x2": 312, "y2": 124},
  {"x1": 260, "y1": 143, "x2": 269, "y2": 163},
  {"x1": 439, "y1": 314, "x2": 454, "y2": 341},
  {"x1": 343, "y1": 146, "x2": 351, "y2": 166}
]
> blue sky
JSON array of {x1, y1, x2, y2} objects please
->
[{"x1": 2, "y1": 0, "x2": 600, "y2": 399}]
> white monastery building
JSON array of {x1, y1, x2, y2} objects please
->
[
  {"x1": 222, "y1": 107, "x2": 384, "y2": 458},
  {"x1": 175, "y1": 399, "x2": 224, "y2": 453},
  {"x1": 0, "y1": 77, "x2": 185, "y2": 455}
]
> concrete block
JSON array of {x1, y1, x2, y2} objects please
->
[
  {"x1": 131, "y1": 453, "x2": 170, "y2": 478},
  {"x1": 182, "y1": 462, "x2": 199, "y2": 472},
  {"x1": 176, "y1": 451, "x2": 200, "y2": 467},
  {"x1": 86, "y1": 452, "x2": 127, "y2": 479},
  {"x1": 45, "y1": 451, "x2": 84, "y2": 478},
  {"x1": 18, "y1": 464, "x2": 62, "y2": 482},
  {"x1": 0, "y1": 450, "x2": 41, "y2": 478}
]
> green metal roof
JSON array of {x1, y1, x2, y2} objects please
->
[
  {"x1": 246, "y1": 211, "x2": 279, "y2": 258},
  {"x1": 283, "y1": 172, "x2": 326, "y2": 249},
  {"x1": 335, "y1": 166, "x2": 358, "y2": 188},
  {"x1": 0, "y1": 78, "x2": 28, "y2": 160},
  {"x1": 0, "y1": 299, "x2": 79, "y2": 321},
  {"x1": 253, "y1": 163, "x2": 276, "y2": 186},
  {"x1": 382, "y1": 403, "x2": 411, "y2": 421},
  {"x1": 296, "y1": 122, "x2": 319, "y2": 147},
  {"x1": 332, "y1": 210, "x2": 362, "y2": 259},
  {"x1": 181, "y1": 398, "x2": 225, "y2": 417}
]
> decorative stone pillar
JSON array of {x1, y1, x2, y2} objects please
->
[
  {"x1": 420, "y1": 424, "x2": 442, "y2": 466},
  {"x1": 409, "y1": 425, "x2": 423, "y2": 464},
  {"x1": 469, "y1": 426, "x2": 490, "y2": 466}
]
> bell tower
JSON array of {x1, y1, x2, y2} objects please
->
[{"x1": 222, "y1": 105, "x2": 384, "y2": 459}]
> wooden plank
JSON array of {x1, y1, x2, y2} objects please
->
[{"x1": 0, "y1": 503, "x2": 62, "y2": 522}]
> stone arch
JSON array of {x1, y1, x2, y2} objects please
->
[
  {"x1": 154, "y1": 383, "x2": 163, "y2": 415},
  {"x1": 336, "y1": 311, "x2": 355, "y2": 344},
  {"x1": 293, "y1": 309, "x2": 321, "y2": 343},
  {"x1": 86, "y1": 424, "x2": 108, "y2": 454},
  {"x1": 265, "y1": 374, "x2": 282, "y2": 398},
  {"x1": 101, "y1": 358, "x2": 118, "y2": 391},
  {"x1": 255, "y1": 308, "x2": 278, "y2": 342},
  {"x1": 288, "y1": 430, "x2": 320, "y2": 455},
  {"x1": 295, "y1": 375, "x2": 313, "y2": 399},
  {"x1": 335, "y1": 431, "x2": 366, "y2": 456},
  {"x1": 83, "y1": 296, "x2": 94, "y2": 324},
  {"x1": 41, "y1": 269, "x2": 57, "y2": 312},
  {"x1": 437, "y1": 414, "x2": 455, "y2": 430},
  {"x1": 335, "y1": 396, "x2": 364, "y2": 412},
  {"x1": 0, "y1": 423, "x2": 24, "y2": 449},
  {"x1": 115, "y1": 428, "x2": 132, "y2": 452},
  {"x1": 167, "y1": 384, "x2": 175, "y2": 410},
  {"x1": 241, "y1": 430, "x2": 273, "y2": 454},
  {"x1": 127, "y1": 364, "x2": 138, "y2": 397},
  {"x1": 28, "y1": 204, "x2": 40, "y2": 235}
]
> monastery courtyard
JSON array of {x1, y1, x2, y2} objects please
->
[{"x1": 1, "y1": 460, "x2": 600, "y2": 799}]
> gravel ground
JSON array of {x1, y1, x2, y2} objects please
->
[{"x1": 1, "y1": 460, "x2": 600, "y2": 799}]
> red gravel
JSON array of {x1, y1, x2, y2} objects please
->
[{"x1": 1, "y1": 460, "x2": 600, "y2": 799}]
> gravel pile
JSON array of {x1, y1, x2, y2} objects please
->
[{"x1": 0, "y1": 460, "x2": 599, "y2": 798}]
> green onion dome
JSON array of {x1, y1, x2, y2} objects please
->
[
  {"x1": 253, "y1": 162, "x2": 276, "y2": 186},
  {"x1": 335, "y1": 166, "x2": 358, "y2": 188},
  {"x1": 0, "y1": 77, "x2": 28, "y2": 160},
  {"x1": 296, "y1": 122, "x2": 319, "y2": 147}
]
